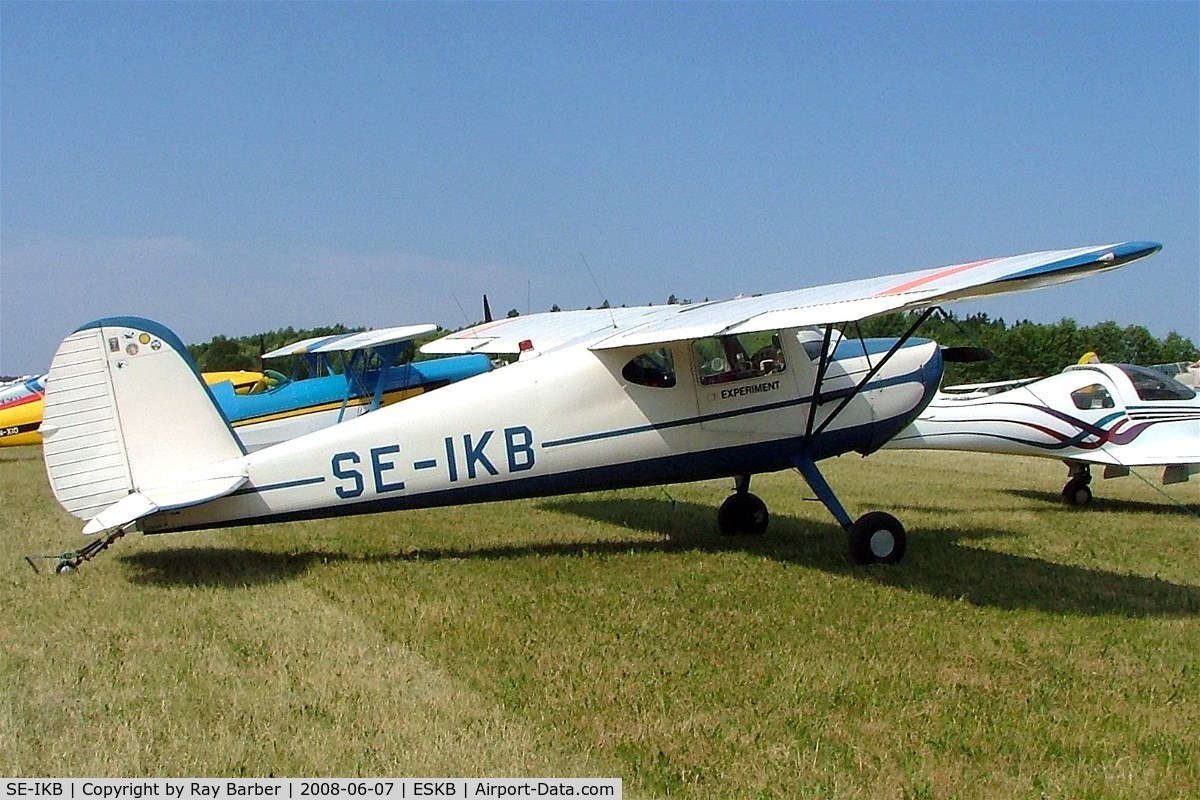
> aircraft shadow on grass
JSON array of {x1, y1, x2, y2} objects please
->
[{"x1": 119, "y1": 497, "x2": 1200, "y2": 619}]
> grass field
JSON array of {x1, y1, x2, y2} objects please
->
[{"x1": 2, "y1": 445, "x2": 1198, "y2": 798}]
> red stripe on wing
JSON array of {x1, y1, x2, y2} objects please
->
[{"x1": 875, "y1": 258, "x2": 1001, "y2": 296}]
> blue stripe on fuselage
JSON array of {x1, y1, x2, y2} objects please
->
[
  {"x1": 544, "y1": 360, "x2": 931, "y2": 449},
  {"x1": 145, "y1": 412, "x2": 914, "y2": 534}
]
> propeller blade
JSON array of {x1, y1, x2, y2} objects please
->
[{"x1": 941, "y1": 346, "x2": 992, "y2": 363}]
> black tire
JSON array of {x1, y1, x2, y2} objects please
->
[
  {"x1": 1061, "y1": 477, "x2": 1093, "y2": 507},
  {"x1": 848, "y1": 511, "x2": 906, "y2": 565},
  {"x1": 718, "y1": 492, "x2": 770, "y2": 536}
]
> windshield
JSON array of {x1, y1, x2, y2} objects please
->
[{"x1": 1116, "y1": 364, "x2": 1196, "y2": 401}]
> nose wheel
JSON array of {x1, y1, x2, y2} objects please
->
[{"x1": 1061, "y1": 463, "x2": 1093, "y2": 507}]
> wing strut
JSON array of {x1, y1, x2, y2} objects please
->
[
  {"x1": 803, "y1": 324, "x2": 838, "y2": 445},
  {"x1": 805, "y1": 307, "x2": 939, "y2": 444}
]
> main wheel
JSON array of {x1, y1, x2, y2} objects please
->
[
  {"x1": 1061, "y1": 476, "x2": 1093, "y2": 507},
  {"x1": 848, "y1": 511, "x2": 906, "y2": 565},
  {"x1": 718, "y1": 492, "x2": 770, "y2": 536}
]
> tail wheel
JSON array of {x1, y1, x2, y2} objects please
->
[
  {"x1": 718, "y1": 492, "x2": 770, "y2": 536},
  {"x1": 848, "y1": 511, "x2": 906, "y2": 565}
]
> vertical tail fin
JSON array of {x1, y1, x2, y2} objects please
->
[{"x1": 41, "y1": 317, "x2": 247, "y2": 525}]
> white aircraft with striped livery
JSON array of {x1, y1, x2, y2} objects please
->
[
  {"x1": 885, "y1": 361, "x2": 1200, "y2": 504},
  {"x1": 36, "y1": 241, "x2": 1160, "y2": 573}
]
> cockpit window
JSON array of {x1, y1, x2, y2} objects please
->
[
  {"x1": 1117, "y1": 364, "x2": 1197, "y2": 401},
  {"x1": 694, "y1": 332, "x2": 786, "y2": 386},
  {"x1": 622, "y1": 348, "x2": 676, "y2": 388},
  {"x1": 1070, "y1": 383, "x2": 1115, "y2": 410}
]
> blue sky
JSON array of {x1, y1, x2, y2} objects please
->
[{"x1": 2, "y1": 2, "x2": 1197, "y2": 375}]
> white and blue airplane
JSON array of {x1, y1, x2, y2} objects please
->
[
  {"x1": 884, "y1": 360, "x2": 1200, "y2": 505},
  {"x1": 36, "y1": 241, "x2": 1160, "y2": 572}
]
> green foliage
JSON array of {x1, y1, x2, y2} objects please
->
[
  {"x1": 187, "y1": 324, "x2": 364, "y2": 371},
  {"x1": 855, "y1": 311, "x2": 1198, "y2": 384},
  {"x1": 188, "y1": 324, "x2": 459, "y2": 373}
]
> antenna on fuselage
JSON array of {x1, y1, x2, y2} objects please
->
[
  {"x1": 580, "y1": 253, "x2": 617, "y2": 329},
  {"x1": 451, "y1": 295, "x2": 472, "y2": 326}
]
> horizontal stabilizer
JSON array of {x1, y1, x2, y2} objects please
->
[{"x1": 82, "y1": 472, "x2": 248, "y2": 535}]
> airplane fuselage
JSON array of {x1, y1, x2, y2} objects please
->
[{"x1": 142, "y1": 330, "x2": 943, "y2": 533}]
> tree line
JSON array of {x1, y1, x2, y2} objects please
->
[
  {"x1": 185, "y1": 309, "x2": 1197, "y2": 386},
  {"x1": 187, "y1": 324, "x2": 362, "y2": 373},
  {"x1": 856, "y1": 311, "x2": 1197, "y2": 384}
]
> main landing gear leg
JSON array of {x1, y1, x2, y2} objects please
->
[
  {"x1": 718, "y1": 474, "x2": 770, "y2": 536},
  {"x1": 1062, "y1": 462, "x2": 1093, "y2": 507},
  {"x1": 791, "y1": 455, "x2": 906, "y2": 565}
]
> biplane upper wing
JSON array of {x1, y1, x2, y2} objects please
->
[
  {"x1": 261, "y1": 335, "x2": 333, "y2": 359},
  {"x1": 262, "y1": 324, "x2": 438, "y2": 359},
  {"x1": 421, "y1": 242, "x2": 1160, "y2": 356}
]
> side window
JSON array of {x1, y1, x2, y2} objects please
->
[
  {"x1": 694, "y1": 332, "x2": 786, "y2": 386},
  {"x1": 801, "y1": 339, "x2": 825, "y2": 361},
  {"x1": 622, "y1": 348, "x2": 676, "y2": 388},
  {"x1": 1070, "y1": 384, "x2": 1115, "y2": 410}
]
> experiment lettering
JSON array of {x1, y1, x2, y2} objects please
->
[{"x1": 721, "y1": 380, "x2": 779, "y2": 400}]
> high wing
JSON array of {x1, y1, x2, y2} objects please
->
[
  {"x1": 420, "y1": 306, "x2": 668, "y2": 355},
  {"x1": 422, "y1": 242, "x2": 1160, "y2": 355},
  {"x1": 261, "y1": 324, "x2": 439, "y2": 359}
]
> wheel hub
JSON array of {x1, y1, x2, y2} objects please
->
[{"x1": 869, "y1": 530, "x2": 895, "y2": 559}]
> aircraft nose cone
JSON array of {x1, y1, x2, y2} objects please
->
[
  {"x1": 858, "y1": 339, "x2": 944, "y2": 455},
  {"x1": 918, "y1": 344, "x2": 945, "y2": 409}
]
